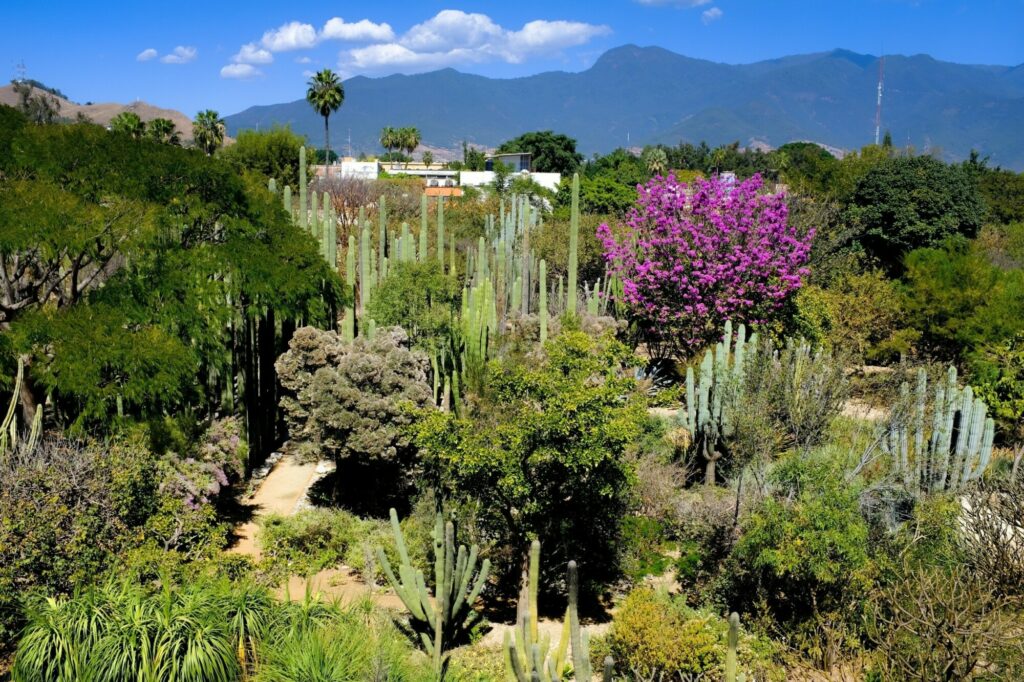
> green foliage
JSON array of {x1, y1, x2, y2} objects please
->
[
  {"x1": 258, "y1": 509, "x2": 361, "y2": 578},
  {"x1": 608, "y1": 587, "x2": 778, "y2": 681},
  {"x1": 496, "y1": 131, "x2": 583, "y2": 175},
  {"x1": 844, "y1": 155, "x2": 985, "y2": 272},
  {"x1": 193, "y1": 109, "x2": 225, "y2": 155},
  {"x1": 275, "y1": 326, "x2": 433, "y2": 512},
  {"x1": 727, "y1": 455, "x2": 873, "y2": 639},
  {"x1": 776, "y1": 142, "x2": 841, "y2": 197},
  {"x1": 413, "y1": 332, "x2": 646, "y2": 585},
  {"x1": 145, "y1": 118, "x2": 181, "y2": 146},
  {"x1": 976, "y1": 167, "x2": 1024, "y2": 224},
  {"x1": 108, "y1": 111, "x2": 145, "y2": 139},
  {"x1": 367, "y1": 260, "x2": 462, "y2": 353},
  {"x1": 618, "y1": 516, "x2": 671, "y2": 582},
  {"x1": 219, "y1": 127, "x2": 310, "y2": 188},
  {"x1": 554, "y1": 174, "x2": 636, "y2": 218}
]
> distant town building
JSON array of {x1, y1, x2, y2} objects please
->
[
  {"x1": 337, "y1": 160, "x2": 378, "y2": 180},
  {"x1": 460, "y1": 170, "x2": 562, "y2": 193}
]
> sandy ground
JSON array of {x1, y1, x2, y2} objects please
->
[{"x1": 228, "y1": 455, "x2": 318, "y2": 559}]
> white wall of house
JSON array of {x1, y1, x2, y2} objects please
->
[
  {"x1": 339, "y1": 161, "x2": 379, "y2": 180},
  {"x1": 460, "y1": 170, "x2": 562, "y2": 192}
]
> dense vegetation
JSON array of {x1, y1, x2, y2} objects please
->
[{"x1": 1, "y1": 99, "x2": 1022, "y2": 682}]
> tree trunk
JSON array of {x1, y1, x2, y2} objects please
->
[
  {"x1": 18, "y1": 354, "x2": 38, "y2": 426},
  {"x1": 324, "y1": 116, "x2": 331, "y2": 179}
]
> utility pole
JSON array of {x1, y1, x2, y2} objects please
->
[{"x1": 874, "y1": 56, "x2": 885, "y2": 145}]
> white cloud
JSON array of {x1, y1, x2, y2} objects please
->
[
  {"x1": 160, "y1": 46, "x2": 197, "y2": 64},
  {"x1": 136, "y1": 48, "x2": 158, "y2": 62},
  {"x1": 701, "y1": 7, "x2": 723, "y2": 24},
  {"x1": 321, "y1": 17, "x2": 394, "y2": 42},
  {"x1": 233, "y1": 42, "x2": 273, "y2": 64},
  {"x1": 341, "y1": 10, "x2": 610, "y2": 74},
  {"x1": 261, "y1": 21, "x2": 318, "y2": 51},
  {"x1": 295, "y1": 56, "x2": 312, "y2": 64},
  {"x1": 220, "y1": 63, "x2": 262, "y2": 79}
]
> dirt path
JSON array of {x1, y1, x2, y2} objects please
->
[{"x1": 229, "y1": 454, "x2": 319, "y2": 559}]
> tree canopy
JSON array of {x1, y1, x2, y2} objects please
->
[{"x1": 496, "y1": 131, "x2": 583, "y2": 174}]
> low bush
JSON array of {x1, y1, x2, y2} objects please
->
[
  {"x1": 258, "y1": 509, "x2": 362, "y2": 578},
  {"x1": 608, "y1": 587, "x2": 781, "y2": 681}
]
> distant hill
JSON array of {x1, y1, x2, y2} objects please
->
[
  {"x1": 224, "y1": 45, "x2": 1024, "y2": 170},
  {"x1": 1, "y1": 84, "x2": 194, "y2": 141}
]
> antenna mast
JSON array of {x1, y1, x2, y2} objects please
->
[
  {"x1": 14, "y1": 60, "x2": 27, "y2": 83},
  {"x1": 874, "y1": 56, "x2": 885, "y2": 145}
]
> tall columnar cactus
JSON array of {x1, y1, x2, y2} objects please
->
[
  {"x1": 282, "y1": 185, "x2": 292, "y2": 220},
  {"x1": 566, "y1": 173, "x2": 580, "y2": 317},
  {"x1": 504, "y1": 541, "x2": 612, "y2": 682},
  {"x1": 267, "y1": 177, "x2": 277, "y2": 194},
  {"x1": 681, "y1": 320, "x2": 755, "y2": 485},
  {"x1": 343, "y1": 236, "x2": 356, "y2": 342},
  {"x1": 379, "y1": 195, "x2": 388, "y2": 268},
  {"x1": 539, "y1": 259, "x2": 548, "y2": 346},
  {"x1": 884, "y1": 366, "x2": 995, "y2": 496},
  {"x1": 360, "y1": 224, "x2": 371, "y2": 312},
  {"x1": 1, "y1": 359, "x2": 24, "y2": 456},
  {"x1": 725, "y1": 612, "x2": 740, "y2": 682},
  {"x1": 298, "y1": 146, "x2": 308, "y2": 231},
  {"x1": 378, "y1": 508, "x2": 490, "y2": 680},
  {"x1": 437, "y1": 196, "x2": 446, "y2": 266},
  {"x1": 420, "y1": 194, "x2": 429, "y2": 263}
]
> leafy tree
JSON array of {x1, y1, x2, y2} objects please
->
[
  {"x1": 192, "y1": 109, "x2": 225, "y2": 155},
  {"x1": 421, "y1": 150, "x2": 433, "y2": 168},
  {"x1": 218, "y1": 126, "x2": 310, "y2": 188},
  {"x1": 11, "y1": 81, "x2": 61, "y2": 124},
  {"x1": 461, "y1": 141, "x2": 486, "y2": 171},
  {"x1": 555, "y1": 173, "x2": 636, "y2": 217},
  {"x1": 976, "y1": 167, "x2": 1024, "y2": 224},
  {"x1": 642, "y1": 146, "x2": 668, "y2": 176},
  {"x1": 599, "y1": 173, "x2": 814, "y2": 358},
  {"x1": 109, "y1": 111, "x2": 145, "y2": 139},
  {"x1": 776, "y1": 141, "x2": 840, "y2": 196},
  {"x1": 412, "y1": 332, "x2": 647, "y2": 586},
  {"x1": 844, "y1": 155, "x2": 985, "y2": 272},
  {"x1": 306, "y1": 69, "x2": 344, "y2": 176},
  {"x1": 496, "y1": 131, "x2": 583, "y2": 175},
  {"x1": 583, "y1": 147, "x2": 648, "y2": 188},
  {"x1": 145, "y1": 117, "x2": 181, "y2": 145}
]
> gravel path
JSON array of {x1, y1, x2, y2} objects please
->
[{"x1": 228, "y1": 454, "x2": 318, "y2": 559}]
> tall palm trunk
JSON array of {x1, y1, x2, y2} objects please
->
[{"x1": 324, "y1": 115, "x2": 331, "y2": 179}]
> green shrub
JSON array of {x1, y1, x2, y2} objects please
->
[
  {"x1": 725, "y1": 455, "x2": 873, "y2": 650},
  {"x1": 367, "y1": 260, "x2": 462, "y2": 354},
  {"x1": 258, "y1": 509, "x2": 361, "y2": 578},
  {"x1": 619, "y1": 516, "x2": 671, "y2": 582},
  {"x1": 609, "y1": 587, "x2": 780, "y2": 680}
]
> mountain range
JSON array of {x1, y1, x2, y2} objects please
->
[{"x1": 224, "y1": 45, "x2": 1024, "y2": 170}]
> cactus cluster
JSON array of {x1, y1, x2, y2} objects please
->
[
  {"x1": 504, "y1": 541, "x2": 613, "y2": 682},
  {"x1": 681, "y1": 320, "x2": 757, "y2": 485},
  {"x1": 884, "y1": 366, "x2": 995, "y2": 495},
  {"x1": 378, "y1": 508, "x2": 490, "y2": 680},
  {"x1": 268, "y1": 146, "x2": 338, "y2": 269}
]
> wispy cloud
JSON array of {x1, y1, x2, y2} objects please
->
[
  {"x1": 701, "y1": 7, "x2": 723, "y2": 24},
  {"x1": 233, "y1": 43, "x2": 273, "y2": 64},
  {"x1": 342, "y1": 10, "x2": 611, "y2": 74},
  {"x1": 220, "y1": 63, "x2": 262, "y2": 79},
  {"x1": 136, "y1": 48, "x2": 158, "y2": 62},
  {"x1": 321, "y1": 17, "x2": 394, "y2": 42},
  {"x1": 160, "y1": 46, "x2": 197, "y2": 64}
]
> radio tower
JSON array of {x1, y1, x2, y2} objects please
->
[{"x1": 874, "y1": 56, "x2": 885, "y2": 145}]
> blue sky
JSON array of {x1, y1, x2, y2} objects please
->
[{"x1": 2, "y1": 1, "x2": 1022, "y2": 117}]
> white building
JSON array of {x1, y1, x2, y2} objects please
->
[
  {"x1": 460, "y1": 170, "x2": 562, "y2": 193},
  {"x1": 339, "y1": 160, "x2": 379, "y2": 180}
]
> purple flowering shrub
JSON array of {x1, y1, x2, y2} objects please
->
[{"x1": 598, "y1": 173, "x2": 814, "y2": 357}]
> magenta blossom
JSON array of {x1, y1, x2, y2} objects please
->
[{"x1": 598, "y1": 173, "x2": 813, "y2": 356}]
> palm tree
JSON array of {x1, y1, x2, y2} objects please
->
[
  {"x1": 402, "y1": 127, "x2": 421, "y2": 169},
  {"x1": 193, "y1": 109, "x2": 225, "y2": 155},
  {"x1": 421, "y1": 150, "x2": 433, "y2": 169},
  {"x1": 110, "y1": 111, "x2": 145, "y2": 139},
  {"x1": 146, "y1": 117, "x2": 181, "y2": 146},
  {"x1": 306, "y1": 69, "x2": 344, "y2": 177},
  {"x1": 643, "y1": 147, "x2": 668, "y2": 177},
  {"x1": 379, "y1": 126, "x2": 397, "y2": 164}
]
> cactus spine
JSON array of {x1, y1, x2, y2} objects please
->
[
  {"x1": 378, "y1": 508, "x2": 490, "y2": 680},
  {"x1": 566, "y1": 173, "x2": 580, "y2": 317}
]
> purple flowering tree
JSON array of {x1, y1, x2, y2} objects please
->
[{"x1": 598, "y1": 173, "x2": 813, "y2": 358}]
